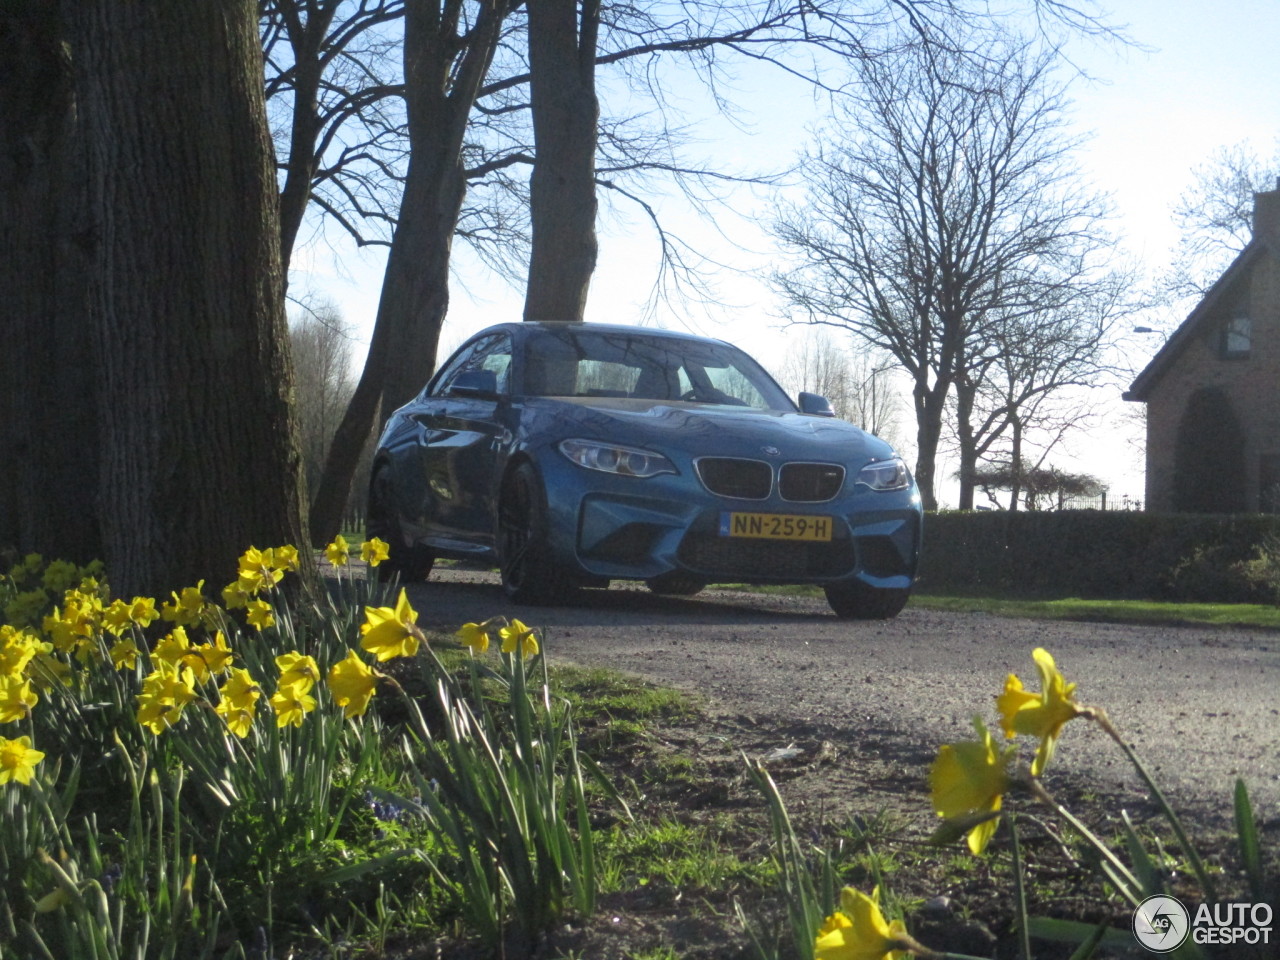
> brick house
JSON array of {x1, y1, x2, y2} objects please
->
[{"x1": 1125, "y1": 182, "x2": 1280, "y2": 512}]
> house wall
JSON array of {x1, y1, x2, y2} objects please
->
[{"x1": 1144, "y1": 244, "x2": 1280, "y2": 511}]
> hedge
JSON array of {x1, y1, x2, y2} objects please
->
[{"x1": 916, "y1": 510, "x2": 1280, "y2": 604}]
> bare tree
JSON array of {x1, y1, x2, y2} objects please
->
[
  {"x1": 261, "y1": 0, "x2": 406, "y2": 275},
  {"x1": 289, "y1": 300, "x2": 356, "y2": 496},
  {"x1": 777, "y1": 328, "x2": 903, "y2": 444},
  {"x1": 950, "y1": 274, "x2": 1127, "y2": 508},
  {"x1": 771, "y1": 27, "x2": 1116, "y2": 510},
  {"x1": 1165, "y1": 138, "x2": 1280, "y2": 301}
]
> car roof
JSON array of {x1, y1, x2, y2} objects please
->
[{"x1": 470, "y1": 321, "x2": 733, "y2": 350}]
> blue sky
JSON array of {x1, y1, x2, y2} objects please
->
[{"x1": 295, "y1": 0, "x2": 1280, "y2": 506}]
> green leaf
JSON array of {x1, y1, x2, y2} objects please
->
[
  {"x1": 1120, "y1": 809, "x2": 1163, "y2": 896},
  {"x1": 1234, "y1": 778, "x2": 1265, "y2": 903},
  {"x1": 1026, "y1": 917, "x2": 1131, "y2": 947}
]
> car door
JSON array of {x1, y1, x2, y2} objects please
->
[{"x1": 421, "y1": 333, "x2": 513, "y2": 546}]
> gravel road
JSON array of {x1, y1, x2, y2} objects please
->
[{"x1": 405, "y1": 569, "x2": 1280, "y2": 823}]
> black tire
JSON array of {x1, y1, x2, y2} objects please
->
[
  {"x1": 366, "y1": 466, "x2": 434, "y2": 583},
  {"x1": 645, "y1": 574, "x2": 706, "y2": 597},
  {"x1": 823, "y1": 580, "x2": 909, "y2": 620},
  {"x1": 497, "y1": 461, "x2": 575, "y2": 605}
]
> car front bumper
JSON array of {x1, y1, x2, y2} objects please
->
[{"x1": 540, "y1": 457, "x2": 922, "y2": 588}]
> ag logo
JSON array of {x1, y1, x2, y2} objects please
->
[{"x1": 1133, "y1": 895, "x2": 1190, "y2": 952}]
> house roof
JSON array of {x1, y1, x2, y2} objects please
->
[{"x1": 1124, "y1": 237, "x2": 1275, "y2": 402}]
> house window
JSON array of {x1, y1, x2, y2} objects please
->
[{"x1": 1221, "y1": 314, "x2": 1251, "y2": 358}]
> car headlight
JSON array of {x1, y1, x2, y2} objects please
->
[
  {"x1": 857, "y1": 457, "x2": 911, "y2": 491},
  {"x1": 558, "y1": 439, "x2": 676, "y2": 478}
]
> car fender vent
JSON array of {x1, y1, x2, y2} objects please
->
[
  {"x1": 695, "y1": 457, "x2": 772, "y2": 500},
  {"x1": 779, "y1": 462, "x2": 845, "y2": 502}
]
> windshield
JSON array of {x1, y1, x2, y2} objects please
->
[{"x1": 521, "y1": 328, "x2": 795, "y2": 411}]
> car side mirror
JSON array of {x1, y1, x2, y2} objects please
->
[
  {"x1": 449, "y1": 368, "x2": 499, "y2": 399},
  {"x1": 798, "y1": 392, "x2": 836, "y2": 417}
]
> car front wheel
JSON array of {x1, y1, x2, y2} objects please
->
[
  {"x1": 366, "y1": 466, "x2": 434, "y2": 583},
  {"x1": 497, "y1": 462, "x2": 574, "y2": 605},
  {"x1": 823, "y1": 580, "x2": 909, "y2": 619}
]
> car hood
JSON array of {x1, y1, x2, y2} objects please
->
[{"x1": 522, "y1": 396, "x2": 896, "y2": 464}]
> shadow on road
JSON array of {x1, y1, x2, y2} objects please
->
[{"x1": 404, "y1": 571, "x2": 837, "y2": 631}]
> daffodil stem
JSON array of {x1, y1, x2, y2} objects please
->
[
  {"x1": 1027, "y1": 779, "x2": 1143, "y2": 907},
  {"x1": 1008, "y1": 813, "x2": 1032, "y2": 960},
  {"x1": 1089, "y1": 708, "x2": 1217, "y2": 902}
]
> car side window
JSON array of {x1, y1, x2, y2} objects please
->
[
  {"x1": 428, "y1": 342, "x2": 479, "y2": 397},
  {"x1": 436, "y1": 334, "x2": 512, "y2": 396}
]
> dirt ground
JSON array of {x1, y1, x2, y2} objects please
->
[{"x1": 383, "y1": 569, "x2": 1280, "y2": 959}]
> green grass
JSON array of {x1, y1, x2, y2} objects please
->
[
  {"x1": 909, "y1": 593, "x2": 1280, "y2": 629},
  {"x1": 596, "y1": 817, "x2": 776, "y2": 893},
  {"x1": 724, "y1": 582, "x2": 1280, "y2": 630}
]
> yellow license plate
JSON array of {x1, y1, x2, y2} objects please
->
[{"x1": 720, "y1": 512, "x2": 833, "y2": 542}]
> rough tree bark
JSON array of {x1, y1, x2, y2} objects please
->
[
  {"x1": 522, "y1": 0, "x2": 600, "y2": 322},
  {"x1": 67, "y1": 1, "x2": 308, "y2": 596},
  {"x1": 0, "y1": 1, "x2": 100, "y2": 566}
]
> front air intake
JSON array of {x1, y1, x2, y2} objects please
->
[{"x1": 695, "y1": 457, "x2": 772, "y2": 500}]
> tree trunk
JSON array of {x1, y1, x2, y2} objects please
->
[
  {"x1": 0, "y1": 2, "x2": 101, "y2": 567},
  {"x1": 73, "y1": 0, "x2": 310, "y2": 596},
  {"x1": 954, "y1": 378, "x2": 978, "y2": 511},
  {"x1": 308, "y1": 0, "x2": 509, "y2": 545},
  {"x1": 1008, "y1": 418, "x2": 1023, "y2": 512},
  {"x1": 911, "y1": 378, "x2": 948, "y2": 512},
  {"x1": 523, "y1": 0, "x2": 600, "y2": 322}
]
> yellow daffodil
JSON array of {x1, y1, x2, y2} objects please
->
[
  {"x1": 456, "y1": 622, "x2": 491, "y2": 654},
  {"x1": 275, "y1": 652, "x2": 320, "y2": 693},
  {"x1": 996, "y1": 647, "x2": 1083, "y2": 776},
  {"x1": 360, "y1": 537, "x2": 390, "y2": 568},
  {"x1": 41, "y1": 608, "x2": 80, "y2": 654},
  {"x1": 103, "y1": 596, "x2": 159, "y2": 635},
  {"x1": 327, "y1": 650, "x2": 378, "y2": 719},
  {"x1": 245, "y1": 599, "x2": 275, "y2": 632},
  {"x1": 162, "y1": 582, "x2": 208, "y2": 627},
  {"x1": 499, "y1": 618, "x2": 539, "y2": 657},
  {"x1": 270, "y1": 687, "x2": 316, "y2": 727},
  {"x1": 0, "y1": 626, "x2": 45, "y2": 676},
  {"x1": 0, "y1": 674, "x2": 38, "y2": 723},
  {"x1": 221, "y1": 579, "x2": 251, "y2": 610},
  {"x1": 102, "y1": 600, "x2": 134, "y2": 636},
  {"x1": 237, "y1": 546, "x2": 286, "y2": 594},
  {"x1": 152, "y1": 627, "x2": 192, "y2": 668},
  {"x1": 218, "y1": 705, "x2": 256, "y2": 738},
  {"x1": 268, "y1": 545, "x2": 301, "y2": 573},
  {"x1": 109, "y1": 637, "x2": 140, "y2": 671},
  {"x1": 188, "y1": 630, "x2": 233, "y2": 681},
  {"x1": 127, "y1": 596, "x2": 159, "y2": 628},
  {"x1": 218, "y1": 667, "x2": 262, "y2": 711},
  {"x1": 325, "y1": 536, "x2": 350, "y2": 566},
  {"x1": 360, "y1": 589, "x2": 422, "y2": 661},
  {"x1": 814, "y1": 886, "x2": 910, "y2": 960},
  {"x1": 930, "y1": 718, "x2": 1012, "y2": 855},
  {"x1": 0, "y1": 735, "x2": 45, "y2": 785},
  {"x1": 135, "y1": 663, "x2": 197, "y2": 735}
]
